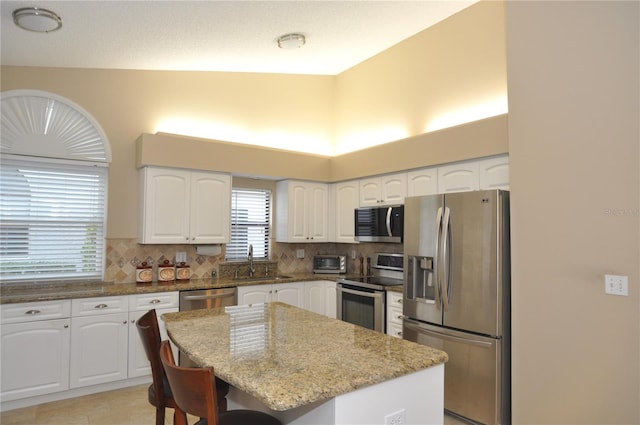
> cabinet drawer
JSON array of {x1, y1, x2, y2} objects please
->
[
  {"x1": 129, "y1": 292, "x2": 179, "y2": 311},
  {"x1": 387, "y1": 306, "x2": 404, "y2": 326},
  {"x1": 0, "y1": 300, "x2": 71, "y2": 324},
  {"x1": 72, "y1": 296, "x2": 128, "y2": 316},
  {"x1": 387, "y1": 323, "x2": 403, "y2": 339},
  {"x1": 386, "y1": 292, "x2": 403, "y2": 309}
]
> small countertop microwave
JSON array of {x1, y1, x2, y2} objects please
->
[{"x1": 355, "y1": 205, "x2": 404, "y2": 243}]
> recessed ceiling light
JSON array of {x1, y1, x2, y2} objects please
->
[
  {"x1": 13, "y1": 7, "x2": 62, "y2": 33},
  {"x1": 277, "y1": 33, "x2": 306, "y2": 49}
]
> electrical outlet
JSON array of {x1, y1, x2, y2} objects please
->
[
  {"x1": 605, "y1": 274, "x2": 629, "y2": 296},
  {"x1": 296, "y1": 249, "x2": 305, "y2": 259},
  {"x1": 176, "y1": 251, "x2": 187, "y2": 263},
  {"x1": 351, "y1": 249, "x2": 357, "y2": 260},
  {"x1": 385, "y1": 409, "x2": 405, "y2": 425}
]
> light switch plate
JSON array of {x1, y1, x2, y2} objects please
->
[{"x1": 605, "y1": 274, "x2": 629, "y2": 296}]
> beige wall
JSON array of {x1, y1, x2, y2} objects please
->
[
  {"x1": 506, "y1": 1, "x2": 639, "y2": 423},
  {"x1": 334, "y1": 0, "x2": 507, "y2": 152}
]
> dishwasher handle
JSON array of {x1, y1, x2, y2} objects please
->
[{"x1": 181, "y1": 292, "x2": 235, "y2": 301}]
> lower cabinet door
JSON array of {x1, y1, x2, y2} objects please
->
[
  {"x1": 1, "y1": 319, "x2": 71, "y2": 401},
  {"x1": 70, "y1": 313, "x2": 129, "y2": 388}
]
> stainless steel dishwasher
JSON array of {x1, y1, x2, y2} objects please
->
[{"x1": 178, "y1": 287, "x2": 237, "y2": 366}]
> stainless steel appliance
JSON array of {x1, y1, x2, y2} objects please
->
[
  {"x1": 337, "y1": 253, "x2": 403, "y2": 332},
  {"x1": 354, "y1": 205, "x2": 404, "y2": 243},
  {"x1": 178, "y1": 287, "x2": 237, "y2": 366},
  {"x1": 402, "y1": 189, "x2": 510, "y2": 425},
  {"x1": 313, "y1": 255, "x2": 347, "y2": 274}
]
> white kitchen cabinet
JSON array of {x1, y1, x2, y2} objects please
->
[
  {"x1": 70, "y1": 296, "x2": 129, "y2": 388},
  {"x1": 276, "y1": 180, "x2": 329, "y2": 243},
  {"x1": 407, "y1": 166, "x2": 439, "y2": 197},
  {"x1": 304, "y1": 280, "x2": 337, "y2": 318},
  {"x1": 333, "y1": 180, "x2": 359, "y2": 243},
  {"x1": 128, "y1": 292, "x2": 179, "y2": 378},
  {"x1": 237, "y1": 282, "x2": 305, "y2": 308},
  {"x1": 359, "y1": 173, "x2": 407, "y2": 206},
  {"x1": 437, "y1": 161, "x2": 480, "y2": 193},
  {"x1": 386, "y1": 291, "x2": 404, "y2": 338},
  {"x1": 139, "y1": 166, "x2": 231, "y2": 244},
  {"x1": 479, "y1": 155, "x2": 510, "y2": 190},
  {"x1": 0, "y1": 300, "x2": 71, "y2": 401}
]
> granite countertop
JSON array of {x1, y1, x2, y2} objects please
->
[
  {"x1": 163, "y1": 302, "x2": 447, "y2": 411},
  {"x1": 0, "y1": 273, "x2": 342, "y2": 304},
  {"x1": 0, "y1": 273, "x2": 403, "y2": 304}
]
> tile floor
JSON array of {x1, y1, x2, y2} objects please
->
[{"x1": 0, "y1": 384, "x2": 468, "y2": 424}]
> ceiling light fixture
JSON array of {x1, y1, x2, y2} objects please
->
[
  {"x1": 13, "y1": 7, "x2": 62, "y2": 33},
  {"x1": 277, "y1": 33, "x2": 306, "y2": 49}
]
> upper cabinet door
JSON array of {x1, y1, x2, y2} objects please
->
[
  {"x1": 333, "y1": 180, "x2": 359, "y2": 243},
  {"x1": 275, "y1": 180, "x2": 328, "y2": 243},
  {"x1": 380, "y1": 173, "x2": 407, "y2": 204},
  {"x1": 359, "y1": 173, "x2": 407, "y2": 206},
  {"x1": 189, "y1": 172, "x2": 231, "y2": 244},
  {"x1": 479, "y1": 155, "x2": 510, "y2": 190},
  {"x1": 437, "y1": 162, "x2": 480, "y2": 193},
  {"x1": 139, "y1": 167, "x2": 231, "y2": 244},
  {"x1": 407, "y1": 167, "x2": 438, "y2": 197},
  {"x1": 139, "y1": 167, "x2": 191, "y2": 244}
]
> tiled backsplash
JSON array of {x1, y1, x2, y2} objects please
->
[{"x1": 105, "y1": 238, "x2": 402, "y2": 283}]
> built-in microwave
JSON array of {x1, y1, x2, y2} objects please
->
[{"x1": 354, "y1": 205, "x2": 404, "y2": 243}]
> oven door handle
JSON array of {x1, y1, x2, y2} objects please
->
[{"x1": 338, "y1": 286, "x2": 384, "y2": 299}]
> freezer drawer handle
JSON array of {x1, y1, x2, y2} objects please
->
[
  {"x1": 182, "y1": 292, "x2": 235, "y2": 301},
  {"x1": 404, "y1": 320, "x2": 494, "y2": 348}
]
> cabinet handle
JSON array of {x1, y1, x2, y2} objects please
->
[
  {"x1": 25, "y1": 309, "x2": 41, "y2": 315},
  {"x1": 396, "y1": 331, "x2": 403, "y2": 337},
  {"x1": 396, "y1": 298, "x2": 403, "y2": 304},
  {"x1": 149, "y1": 299, "x2": 161, "y2": 304},
  {"x1": 94, "y1": 304, "x2": 109, "y2": 309},
  {"x1": 123, "y1": 321, "x2": 127, "y2": 325},
  {"x1": 64, "y1": 324, "x2": 69, "y2": 329}
]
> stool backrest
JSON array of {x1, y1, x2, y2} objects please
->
[
  {"x1": 136, "y1": 309, "x2": 168, "y2": 406},
  {"x1": 159, "y1": 340, "x2": 220, "y2": 425}
]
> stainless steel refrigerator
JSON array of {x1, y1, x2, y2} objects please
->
[{"x1": 402, "y1": 189, "x2": 510, "y2": 425}]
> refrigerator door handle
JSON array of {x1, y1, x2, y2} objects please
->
[
  {"x1": 441, "y1": 206, "x2": 452, "y2": 310},
  {"x1": 385, "y1": 207, "x2": 392, "y2": 237},
  {"x1": 434, "y1": 207, "x2": 443, "y2": 310},
  {"x1": 404, "y1": 319, "x2": 494, "y2": 348}
]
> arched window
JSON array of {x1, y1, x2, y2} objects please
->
[{"x1": 1, "y1": 90, "x2": 111, "y2": 282}]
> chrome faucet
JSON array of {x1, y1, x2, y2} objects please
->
[{"x1": 248, "y1": 244, "x2": 255, "y2": 277}]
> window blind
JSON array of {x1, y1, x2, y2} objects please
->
[
  {"x1": 0, "y1": 156, "x2": 108, "y2": 281},
  {"x1": 227, "y1": 188, "x2": 270, "y2": 261}
]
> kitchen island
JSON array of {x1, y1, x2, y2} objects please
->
[{"x1": 163, "y1": 302, "x2": 447, "y2": 425}]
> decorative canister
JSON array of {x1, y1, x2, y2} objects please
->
[
  {"x1": 176, "y1": 262, "x2": 191, "y2": 280},
  {"x1": 158, "y1": 260, "x2": 175, "y2": 282},
  {"x1": 136, "y1": 262, "x2": 153, "y2": 284}
]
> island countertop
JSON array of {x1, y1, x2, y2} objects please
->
[{"x1": 163, "y1": 302, "x2": 447, "y2": 412}]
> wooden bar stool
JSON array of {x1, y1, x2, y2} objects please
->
[
  {"x1": 159, "y1": 340, "x2": 282, "y2": 425},
  {"x1": 137, "y1": 309, "x2": 229, "y2": 425}
]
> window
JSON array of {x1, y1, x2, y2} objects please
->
[
  {"x1": 227, "y1": 188, "x2": 271, "y2": 261},
  {"x1": 0, "y1": 156, "x2": 108, "y2": 281}
]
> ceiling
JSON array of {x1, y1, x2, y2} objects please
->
[{"x1": 1, "y1": 1, "x2": 477, "y2": 76}]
